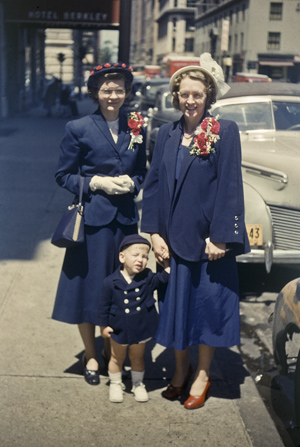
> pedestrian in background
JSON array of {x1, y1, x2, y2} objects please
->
[
  {"x1": 99, "y1": 234, "x2": 170, "y2": 403},
  {"x1": 44, "y1": 77, "x2": 60, "y2": 117},
  {"x1": 52, "y1": 62, "x2": 147, "y2": 386},
  {"x1": 141, "y1": 53, "x2": 250, "y2": 409}
]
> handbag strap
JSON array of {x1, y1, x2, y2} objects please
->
[{"x1": 78, "y1": 176, "x2": 84, "y2": 206}]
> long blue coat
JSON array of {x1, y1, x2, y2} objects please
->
[
  {"x1": 141, "y1": 115, "x2": 250, "y2": 261},
  {"x1": 55, "y1": 108, "x2": 147, "y2": 227}
]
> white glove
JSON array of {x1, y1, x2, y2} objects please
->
[
  {"x1": 118, "y1": 175, "x2": 135, "y2": 193},
  {"x1": 89, "y1": 175, "x2": 134, "y2": 195}
]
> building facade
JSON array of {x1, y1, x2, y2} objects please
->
[
  {"x1": 194, "y1": 0, "x2": 300, "y2": 82},
  {"x1": 130, "y1": 0, "x2": 300, "y2": 83}
]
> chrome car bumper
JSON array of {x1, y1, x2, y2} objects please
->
[{"x1": 237, "y1": 243, "x2": 300, "y2": 273}]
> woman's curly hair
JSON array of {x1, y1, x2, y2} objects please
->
[
  {"x1": 88, "y1": 72, "x2": 132, "y2": 104},
  {"x1": 171, "y1": 70, "x2": 217, "y2": 111}
]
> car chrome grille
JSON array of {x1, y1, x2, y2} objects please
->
[{"x1": 269, "y1": 205, "x2": 300, "y2": 250}]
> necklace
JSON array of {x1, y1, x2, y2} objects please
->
[{"x1": 183, "y1": 128, "x2": 195, "y2": 139}]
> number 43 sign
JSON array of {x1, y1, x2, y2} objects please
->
[{"x1": 246, "y1": 224, "x2": 263, "y2": 246}]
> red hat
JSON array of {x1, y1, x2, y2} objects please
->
[{"x1": 87, "y1": 62, "x2": 134, "y2": 89}]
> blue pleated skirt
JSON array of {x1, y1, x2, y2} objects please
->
[
  {"x1": 52, "y1": 221, "x2": 137, "y2": 325},
  {"x1": 156, "y1": 254, "x2": 240, "y2": 350}
]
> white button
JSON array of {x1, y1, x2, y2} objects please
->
[
  {"x1": 125, "y1": 308, "x2": 130, "y2": 313},
  {"x1": 136, "y1": 307, "x2": 141, "y2": 311},
  {"x1": 136, "y1": 297, "x2": 141, "y2": 301},
  {"x1": 124, "y1": 299, "x2": 129, "y2": 304},
  {"x1": 235, "y1": 216, "x2": 238, "y2": 221},
  {"x1": 124, "y1": 291, "x2": 128, "y2": 295},
  {"x1": 235, "y1": 230, "x2": 239, "y2": 234},
  {"x1": 135, "y1": 288, "x2": 139, "y2": 292},
  {"x1": 235, "y1": 223, "x2": 238, "y2": 228}
]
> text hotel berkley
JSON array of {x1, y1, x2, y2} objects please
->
[{"x1": 27, "y1": 10, "x2": 109, "y2": 22}]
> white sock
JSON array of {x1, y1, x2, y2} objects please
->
[
  {"x1": 109, "y1": 371, "x2": 122, "y2": 383},
  {"x1": 131, "y1": 370, "x2": 145, "y2": 386}
]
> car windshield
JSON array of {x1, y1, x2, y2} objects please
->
[
  {"x1": 212, "y1": 100, "x2": 300, "y2": 132},
  {"x1": 212, "y1": 102, "x2": 274, "y2": 132}
]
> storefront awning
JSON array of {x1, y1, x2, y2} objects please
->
[{"x1": 259, "y1": 61, "x2": 294, "y2": 66}]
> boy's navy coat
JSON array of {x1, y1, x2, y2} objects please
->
[
  {"x1": 141, "y1": 115, "x2": 250, "y2": 261},
  {"x1": 98, "y1": 267, "x2": 169, "y2": 345},
  {"x1": 55, "y1": 108, "x2": 147, "y2": 227}
]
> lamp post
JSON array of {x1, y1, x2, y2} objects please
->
[{"x1": 57, "y1": 52, "x2": 66, "y2": 81}]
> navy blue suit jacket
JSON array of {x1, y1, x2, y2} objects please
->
[
  {"x1": 55, "y1": 108, "x2": 147, "y2": 227},
  {"x1": 98, "y1": 267, "x2": 169, "y2": 345},
  {"x1": 141, "y1": 115, "x2": 250, "y2": 262}
]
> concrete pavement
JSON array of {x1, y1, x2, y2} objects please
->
[{"x1": 0, "y1": 98, "x2": 285, "y2": 446}]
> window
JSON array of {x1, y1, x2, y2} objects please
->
[
  {"x1": 270, "y1": 2, "x2": 283, "y2": 20},
  {"x1": 234, "y1": 33, "x2": 238, "y2": 52},
  {"x1": 241, "y1": 32, "x2": 244, "y2": 51},
  {"x1": 172, "y1": 37, "x2": 176, "y2": 52},
  {"x1": 268, "y1": 32, "x2": 280, "y2": 50},
  {"x1": 186, "y1": 18, "x2": 195, "y2": 32},
  {"x1": 173, "y1": 18, "x2": 177, "y2": 31},
  {"x1": 185, "y1": 38, "x2": 194, "y2": 52}
]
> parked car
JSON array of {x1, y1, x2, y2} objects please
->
[
  {"x1": 129, "y1": 77, "x2": 170, "y2": 115},
  {"x1": 148, "y1": 82, "x2": 300, "y2": 272}
]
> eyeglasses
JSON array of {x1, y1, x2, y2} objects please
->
[
  {"x1": 99, "y1": 89, "x2": 126, "y2": 97},
  {"x1": 178, "y1": 92, "x2": 205, "y2": 100}
]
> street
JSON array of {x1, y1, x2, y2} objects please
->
[{"x1": 0, "y1": 98, "x2": 296, "y2": 446}]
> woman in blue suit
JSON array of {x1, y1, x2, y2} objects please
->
[
  {"x1": 141, "y1": 53, "x2": 250, "y2": 409},
  {"x1": 52, "y1": 62, "x2": 147, "y2": 385}
]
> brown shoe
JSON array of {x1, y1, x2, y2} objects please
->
[
  {"x1": 184, "y1": 378, "x2": 211, "y2": 409},
  {"x1": 162, "y1": 364, "x2": 193, "y2": 400}
]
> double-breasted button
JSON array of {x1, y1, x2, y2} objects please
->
[
  {"x1": 235, "y1": 223, "x2": 238, "y2": 228},
  {"x1": 125, "y1": 308, "x2": 130, "y2": 314},
  {"x1": 135, "y1": 288, "x2": 140, "y2": 292},
  {"x1": 136, "y1": 297, "x2": 141, "y2": 301},
  {"x1": 124, "y1": 299, "x2": 129, "y2": 304},
  {"x1": 235, "y1": 216, "x2": 239, "y2": 221},
  {"x1": 136, "y1": 307, "x2": 141, "y2": 311},
  {"x1": 235, "y1": 230, "x2": 239, "y2": 234},
  {"x1": 124, "y1": 291, "x2": 128, "y2": 295}
]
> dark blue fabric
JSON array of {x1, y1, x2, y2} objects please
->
[
  {"x1": 156, "y1": 254, "x2": 240, "y2": 350},
  {"x1": 98, "y1": 267, "x2": 169, "y2": 345},
  {"x1": 141, "y1": 115, "x2": 250, "y2": 261},
  {"x1": 52, "y1": 221, "x2": 137, "y2": 324},
  {"x1": 55, "y1": 109, "x2": 147, "y2": 227}
]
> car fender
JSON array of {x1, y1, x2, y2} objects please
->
[{"x1": 243, "y1": 181, "x2": 273, "y2": 244}]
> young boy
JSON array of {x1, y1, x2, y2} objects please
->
[{"x1": 99, "y1": 234, "x2": 170, "y2": 403}]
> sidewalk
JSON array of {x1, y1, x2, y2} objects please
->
[{"x1": 0, "y1": 100, "x2": 284, "y2": 447}]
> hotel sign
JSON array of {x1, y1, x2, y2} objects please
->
[{"x1": 5, "y1": 0, "x2": 120, "y2": 27}]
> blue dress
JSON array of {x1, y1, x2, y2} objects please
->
[{"x1": 155, "y1": 144, "x2": 240, "y2": 350}]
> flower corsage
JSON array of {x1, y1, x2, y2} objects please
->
[
  {"x1": 189, "y1": 116, "x2": 220, "y2": 157},
  {"x1": 128, "y1": 112, "x2": 148, "y2": 150}
]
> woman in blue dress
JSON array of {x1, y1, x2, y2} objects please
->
[
  {"x1": 141, "y1": 53, "x2": 250, "y2": 409},
  {"x1": 52, "y1": 62, "x2": 147, "y2": 385}
]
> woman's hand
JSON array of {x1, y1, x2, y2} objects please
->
[
  {"x1": 151, "y1": 233, "x2": 170, "y2": 267},
  {"x1": 100, "y1": 326, "x2": 114, "y2": 338},
  {"x1": 118, "y1": 175, "x2": 135, "y2": 193},
  {"x1": 205, "y1": 239, "x2": 226, "y2": 261},
  {"x1": 89, "y1": 175, "x2": 132, "y2": 195}
]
